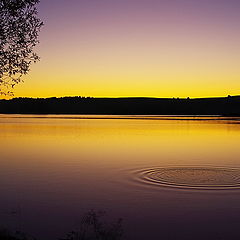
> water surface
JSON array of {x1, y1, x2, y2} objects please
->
[{"x1": 0, "y1": 115, "x2": 240, "y2": 239}]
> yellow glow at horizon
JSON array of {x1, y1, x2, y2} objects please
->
[
  {"x1": 11, "y1": 20, "x2": 240, "y2": 99},
  {"x1": 13, "y1": 59, "x2": 240, "y2": 98}
]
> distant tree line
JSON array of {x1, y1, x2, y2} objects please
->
[{"x1": 0, "y1": 96, "x2": 240, "y2": 115}]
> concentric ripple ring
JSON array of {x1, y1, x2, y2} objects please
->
[{"x1": 135, "y1": 167, "x2": 240, "y2": 190}]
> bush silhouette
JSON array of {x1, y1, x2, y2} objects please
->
[{"x1": 61, "y1": 210, "x2": 124, "y2": 240}]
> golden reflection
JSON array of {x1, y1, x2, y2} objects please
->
[{"x1": 1, "y1": 115, "x2": 240, "y2": 169}]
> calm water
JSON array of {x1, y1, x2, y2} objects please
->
[{"x1": 1, "y1": 115, "x2": 240, "y2": 239}]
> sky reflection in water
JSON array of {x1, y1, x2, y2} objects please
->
[{"x1": 0, "y1": 115, "x2": 240, "y2": 239}]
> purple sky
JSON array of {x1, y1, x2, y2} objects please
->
[{"x1": 15, "y1": 0, "x2": 240, "y2": 97}]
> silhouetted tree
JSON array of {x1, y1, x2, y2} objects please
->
[
  {"x1": 61, "y1": 210, "x2": 124, "y2": 240},
  {"x1": 0, "y1": 0, "x2": 43, "y2": 95}
]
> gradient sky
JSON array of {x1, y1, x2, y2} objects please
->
[{"x1": 14, "y1": 0, "x2": 240, "y2": 98}]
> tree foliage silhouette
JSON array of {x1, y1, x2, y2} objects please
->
[
  {"x1": 0, "y1": 0, "x2": 43, "y2": 95},
  {"x1": 61, "y1": 210, "x2": 123, "y2": 240}
]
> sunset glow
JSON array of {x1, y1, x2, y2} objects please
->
[{"x1": 14, "y1": 0, "x2": 240, "y2": 98}]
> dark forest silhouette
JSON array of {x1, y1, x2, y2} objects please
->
[{"x1": 0, "y1": 95, "x2": 240, "y2": 115}]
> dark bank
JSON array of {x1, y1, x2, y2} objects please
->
[{"x1": 0, "y1": 95, "x2": 240, "y2": 115}]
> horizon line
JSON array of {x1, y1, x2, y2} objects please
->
[{"x1": 2, "y1": 94, "x2": 240, "y2": 100}]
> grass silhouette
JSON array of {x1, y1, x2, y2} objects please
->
[
  {"x1": 61, "y1": 210, "x2": 123, "y2": 240},
  {"x1": 0, "y1": 229, "x2": 36, "y2": 240},
  {"x1": 0, "y1": 210, "x2": 123, "y2": 240}
]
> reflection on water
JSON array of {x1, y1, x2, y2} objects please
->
[{"x1": 0, "y1": 115, "x2": 240, "y2": 239}]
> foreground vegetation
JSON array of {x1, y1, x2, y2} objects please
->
[{"x1": 0, "y1": 210, "x2": 123, "y2": 240}]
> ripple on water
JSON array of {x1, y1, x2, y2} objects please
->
[{"x1": 134, "y1": 167, "x2": 240, "y2": 190}]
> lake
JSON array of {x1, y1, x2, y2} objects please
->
[{"x1": 0, "y1": 115, "x2": 240, "y2": 239}]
